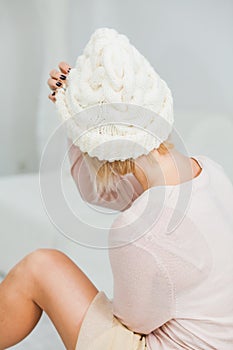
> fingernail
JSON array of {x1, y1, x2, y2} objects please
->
[
  {"x1": 52, "y1": 91, "x2": 56, "y2": 96},
  {"x1": 68, "y1": 67, "x2": 71, "y2": 73},
  {"x1": 56, "y1": 81, "x2": 62, "y2": 87},
  {"x1": 60, "y1": 74, "x2": 66, "y2": 80}
]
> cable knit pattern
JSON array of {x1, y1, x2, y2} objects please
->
[{"x1": 55, "y1": 27, "x2": 174, "y2": 161}]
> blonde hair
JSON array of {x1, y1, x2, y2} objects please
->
[{"x1": 83, "y1": 139, "x2": 174, "y2": 195}]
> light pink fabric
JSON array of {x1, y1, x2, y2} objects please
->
[
  {"x1": 108, "y1": 155, "x2": 233, "y2": 349},
  {"x1": 68, "y1": 140, "x2": 233, "y2": 349}
]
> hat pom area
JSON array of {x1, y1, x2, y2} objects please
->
[{"x1": 55, "y1": 27, "x2": 174, "y2": 161}]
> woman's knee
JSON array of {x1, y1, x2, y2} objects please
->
[
  {"x1": 23, "y1": 248, "x2": 67, "y2": 277},
  {"x1": 10, "y1": 249, "x2": 67, "y2": 286}
]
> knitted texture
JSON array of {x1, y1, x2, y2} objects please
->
[{"x1": 55, "y1": 27, "x2": 174, "y2": 161}]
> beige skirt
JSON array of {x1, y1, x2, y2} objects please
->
[{"x1": 75, "y1": 291, "x2": 147, "y2": 350}]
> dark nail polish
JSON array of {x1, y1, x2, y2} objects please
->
[
  {"x1": 56, "y1": 81, "x2": 62, "y2": 87},
  {"x1": 68, "y1": 67, "x2": 71, "y2": 73},
  {"x1": 60, "y1": 74, "x2": 66, "y2": 80},
  {"x1": 52, "y1": 91, "x2": 56, "y2": 96}
]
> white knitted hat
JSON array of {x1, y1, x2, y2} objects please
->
[{"x1": 55, "y1": 27, "x2": 174, "y2": 161}]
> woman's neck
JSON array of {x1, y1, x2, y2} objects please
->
[{"x1": 133, "y1": 148, "x2": 202, "y2": 191}]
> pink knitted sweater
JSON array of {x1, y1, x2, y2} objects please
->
[{"x1": 68, "y1": 140, "x2": 233, "y2": 349}]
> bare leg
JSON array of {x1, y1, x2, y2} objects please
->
[{"x1": 0, "y1": 249, "x2": 99, "y2": 350}]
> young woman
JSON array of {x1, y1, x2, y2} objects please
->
[{"x1": 1, "y1": 55, "x2": 233, "y2": 350}]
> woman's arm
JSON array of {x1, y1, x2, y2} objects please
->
[
  {"x1": 108, "y1": 207, "x2": 212, "y2": 334},
  {"x1": 108, "y1": 211, "x2": 175, "y2": 334},
  {"x1": 48, "y1": 62, "x2": 144, "y2": 212},
  {"x1": 67, "y1": 138, "x2": 143, "y2": 211}
]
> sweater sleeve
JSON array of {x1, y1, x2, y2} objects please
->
[
  {"x1": 67, "y1": 138, "x2": 144, "y2": 211},
  {"x1": 108, "y1": 206, "x2": 212, "y2": 335},
  {"x1": 108, "y1": 240, "x2": 175, "y2": 335}
]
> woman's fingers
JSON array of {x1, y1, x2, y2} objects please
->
[
  {"x1": 47, "y1": 62, "x2": 72, "y2": 103},
  {"x1": 48, "y1": 91, "x2": 56, "y2": 103},
  {"x1": 58, "y1": 61, "x2": 72, "y2": 74},
  {"x1": 49, "y1": 69, "x2": 67, "y2": 82},
  {"x1": 47, "y1": 67, "x2": 68, "y2": 92},
  {"x1": 47, "y1": 77, "x2": 64, "y2": 90}
]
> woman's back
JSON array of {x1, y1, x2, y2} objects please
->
[{"x1": 108, "y1": 155, "x2": 233, "y2": 349}]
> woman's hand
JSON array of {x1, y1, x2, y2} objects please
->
[{"x1": 47, "y1": 61, "x2": 72, "y2": 103}]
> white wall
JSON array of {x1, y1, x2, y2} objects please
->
[
  {"x1": 0, "y1": 0, "x2": 68, "y2": 175},
  {"x1": 0, "y1": 1, "x2": 40, "y2": 174}
]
